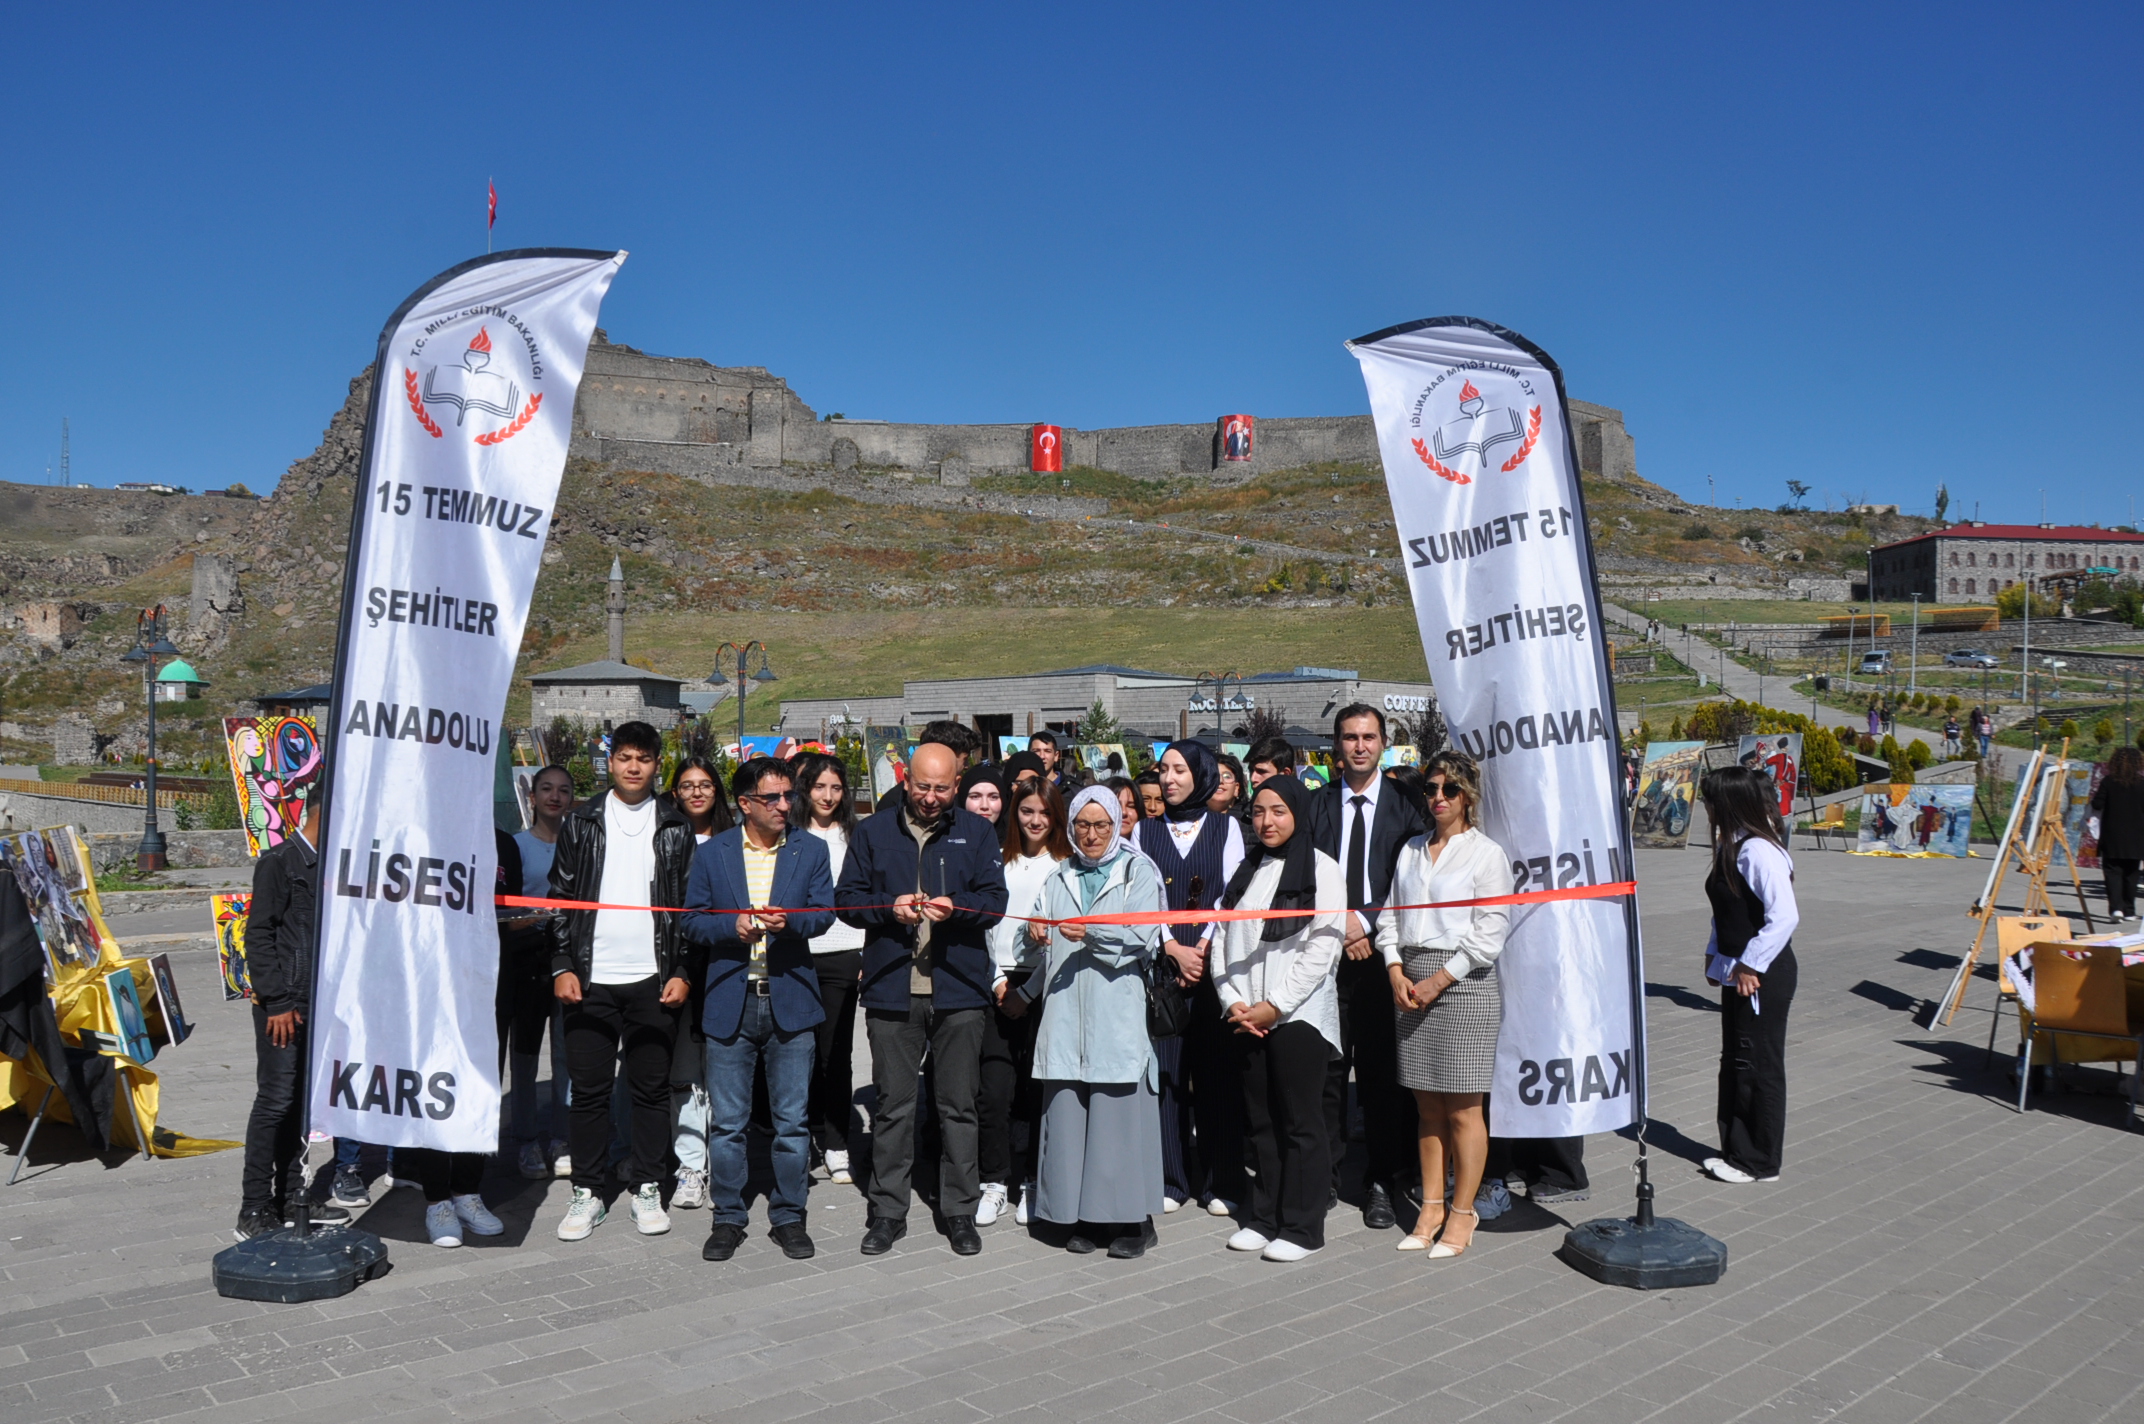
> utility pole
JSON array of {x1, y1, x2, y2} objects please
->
[
  {"x1": 60, "y1": 418, "x2": 69, "y2": 487},
  {"x1": 1909, "y1": 593, "x2": 1921, "y2": 698}
]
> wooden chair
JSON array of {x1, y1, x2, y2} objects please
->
[
  {"x1": 1987, "y1": 915, "x2": 2070, "y2": 1067},
  {"x1": 1806, "y1": 801, "x2": 1847, "y2": 851},
  {"x1": 2014, "y1": 941, "x2": 2142, "y2": 1128}
]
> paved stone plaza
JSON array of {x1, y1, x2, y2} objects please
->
[{"x1": 4, "y1": 843, "x2": 2141, "y2": 1424}]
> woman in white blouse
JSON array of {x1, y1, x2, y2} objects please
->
[
  {"x1": 1376, "y1": 751, "x2": 1510, "y2": 1259},
  {"x1": 1214, "y1": 773, "x2": 1345, "y2": 1262},
  {"x1": 794, "y1": 753, "x2": 867, "y2": 1187}
]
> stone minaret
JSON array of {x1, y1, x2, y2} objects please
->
[{"x1": 606, "y1": 556, "x2": 626, "y2": 662}]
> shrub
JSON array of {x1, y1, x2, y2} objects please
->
[
  {"x1": 1995, "y1": 583, "x2": 2062, "y2": 620},
  {"x1": 1667, "y1": 717, "x2": 1685, "y2": 740},
  {"x1": 2094, "y1": 718, "x2": 2117, "y2": 745},
  {"x1": 2059, "y1": 719, "x2": 2080, "y2": 741},
  {"x1": 1904, "y1": 739, "x2": 1934, "y2": 772},
  {"x1": 1633, "y1": 721, "x2": 1654, "y2": 747},
  {"x1": 1945, "y1": 695, "x2": 1961, "y2": 714},
  {"x1": 1680, "y1": 522, "x2": 1715, "y2": 541}
]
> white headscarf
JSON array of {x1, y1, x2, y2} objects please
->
[{"x1": 1066, "y1": 785, "x2": 1126, "y2": 869}]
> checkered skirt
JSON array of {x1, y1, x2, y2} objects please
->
[{"x1": 1394, "y1": 944, "x2": 1501, "y2": 1094}]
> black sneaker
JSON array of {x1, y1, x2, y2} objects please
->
[
  {"x1": 860, "y1": 1216, "x2": 907, "y2": 1255},
  {"x1": 232, "y1": 1209, "x2": 280, "y2": 1242},
  {"x1": 701, "y1": 1222, "x2": 746, "y2": 1262},
  {"x1": 1107, "y1": 1218, "x2": 1158, "y2": 1259},
  {"x1": 1530, "y1": 1183, "x2": 1591, "y2": 1205},
  {"x1": 284, "y1": 1203, "x2": 353, "y2": 1228},
  {"x1": 769, "y1": 1221, "x2": 815, "y2": 1260},
  {"x1": 1064, "y1": 1227, "x2": 1101, "y2": 1254},
  {"x1": 944, "y1": 1214, "x2": 982, "y2": 1256}
]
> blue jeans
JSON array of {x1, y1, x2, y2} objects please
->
[{"x1": 704, "y1": 994, "x2": 815, "y2": 1227}]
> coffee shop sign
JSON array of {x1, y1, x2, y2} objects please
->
[{"x1": 1383, "y1": 694, "x2": 1434, "y2": 713}]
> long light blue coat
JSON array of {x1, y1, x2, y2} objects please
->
[{"x1": 1026, "y1": 850, "x2": 1164, "y2": 1088}]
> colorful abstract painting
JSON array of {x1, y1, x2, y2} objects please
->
[
  {"x1": 224, "y1": 714, "x2": 323, "y2": 857},
  {"x1": 212, "y1": 892, "x2": 252, "y2": 1001}
]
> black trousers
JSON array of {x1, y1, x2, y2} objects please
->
[
  {"x1": 1239, "y1": 1020, "x2": 1333, "y2": 1250},
  {"x1": 978, "y1": 969, "x2": 1037, "y2": 1188},
  {"x1": 240, "y1": 1005, "x2": 306, "y2": 1215},
  {"x1": 1184, "y1": 977, "x2": 1247, "y2": 1203},
  {"x1": 1325, "y1": 953, "x2": 1418, "y2": 1192},
  {"x1": 2103, "y1": 859, "x2": 2141, "y2": 919},
  {"x1": 399, "y1": 1148, "x2": 486, "y2": 1203},
  {"x1": 564, "y1": 975, "x2": 677, "y2": 1192},
  {"x1": 866, "y1": 997, "x2": 984, "y2": 1220},
  {"x1": 1718, "y1": 946, "x2": 1796, "y2": 1180},
  {"x1": 810, "y1": 951, "x2": 863, "y2": 1155}
]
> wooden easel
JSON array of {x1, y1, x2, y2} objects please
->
[{"x1": 1930, "y1": 740, "x2": 2096, "y2": 1027}]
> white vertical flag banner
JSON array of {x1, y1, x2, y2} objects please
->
[
  {"x1": 310, "y1": 249, "x2": 625, "y2": 1151},
  {"x1": 1347, "y1": 318, "x2": 1641, "y2": 1138}
]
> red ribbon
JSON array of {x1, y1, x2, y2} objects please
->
[{"x1": 494, "y1": 879, "x2": 1635, "y2": 926}]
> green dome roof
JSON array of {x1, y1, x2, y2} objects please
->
[{"x1": 154, "y1": 658, "x2": 207, "y2": 684}]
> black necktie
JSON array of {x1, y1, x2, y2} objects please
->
[{"x1": 1346, "y1": 794, "x2": 1368, "y2": 911}]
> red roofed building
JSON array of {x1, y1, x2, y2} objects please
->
[{"x1": 1870, "y1": 522, "x2": 2144, "y2": 603}]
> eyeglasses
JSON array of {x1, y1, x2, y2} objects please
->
[{"x1": 745, "y1": 790, "x2": 794, "y2": 804}]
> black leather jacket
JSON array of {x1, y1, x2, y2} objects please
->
[{"x1": 546, "y1": 791, "x2": 698, "y2": 986}]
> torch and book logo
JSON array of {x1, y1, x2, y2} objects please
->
[
  {"x1": 1410, "y1": 377, "x2": 1541, "y2": 486},
  {"x1": 404, "y1": 322, "x2": 543, "y2": 446}
]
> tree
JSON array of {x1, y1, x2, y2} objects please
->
[
  {"x1": 1934, "y1": 483, "x2": 1950, "y2": 522},
  {"x1": 225, "y1": 481, "x2": 253, "y2": 498},
  {"x1": 2094, "y1": 717, "x2": 2117, "y2": 745},
  {"x1": 1995, "y1": 583, "x2": 2061, "y2": 620},
  {"x1": 1076, "y1": 697, "x2": 1121, "y2": 744},
  {"x1": 1784, "y1": 479, "x2": 1812, "y2": 510}
]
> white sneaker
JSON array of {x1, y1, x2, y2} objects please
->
[
  {"x1": 516, "y1": 1141, "x2": 549, "y2": 1180},
  {"x1": 672, "y1": 1167, "x2": 709, "y2": 1210},
  {"x1": 1702, "y1": 1157, "x2": 1758, "y2": 1184},
  {"x1": 1015, "y1": 1182, "x2": 1035, "y2": 1225},
  {"x1": 556, "y1": 1186, "x2": 606, "y2": 1241},
  {"x1": 825, "y1": 1149, "x2": 852, "y2": 1185},
  {"x1": 452, "y1": 1194, "x2": 504, "y2": 1236},
  {"x1": 1161, "y1": 1196, "x2": 1184, "y2": 1214},
  {"x1": 1226, "y1": 1227, "x2": 1270, "y2": 1252},
  {"x1": 976, "y1": 1182, "x2": 1008, "y2": 1227},
  {"x1": 550, "y1": 1140, "x2": 572, "y2": 1179},
  {"x1": 1206, "y1": 1197, "x2": 1237, "y2": 1218},
  {"x1": 426, "y1": 1200, "x2": 463, "y2": 1248},
  {"x1": 630, "y1": 1182, "x2": 671, "y2": 1235},
  {"x1": 1261, "y1": 1239, "x2": 1320, "y2": 1263}
]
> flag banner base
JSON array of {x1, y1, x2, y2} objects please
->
[
  {"x1": 212, "y1": 1224, "x2": 390, "y2": 1303},
  {"x1": 1559, "y1": 1215, "x2": 1727, "y2": 1290}
]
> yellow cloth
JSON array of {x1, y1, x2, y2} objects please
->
[{"x1": 742, "y1": 832, "x2": 783, "y2": 980}]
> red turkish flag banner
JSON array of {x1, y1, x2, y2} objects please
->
[
  {"x1": 487, "y1": 182, "x2": 498, "y2": 230},
  {"x1": 1030, "y1": 424, "x2": 1063, "y2": 473}
]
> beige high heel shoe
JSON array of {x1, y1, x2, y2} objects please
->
[
  {"x1": 1428, "y1": 1205, "x2": 1477, "y2": 1259},
  {"x1": 1396, "y1": 1201, "x2": 1447, "y2": 1251}
]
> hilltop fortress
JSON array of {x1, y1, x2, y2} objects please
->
[{"x1": 567, "y1": 332, "x2": 1638, "y2": 486}]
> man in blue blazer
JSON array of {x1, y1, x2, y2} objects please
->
[{"x1": 680, "y1": 759, "x2": 835, "y2": 1262}]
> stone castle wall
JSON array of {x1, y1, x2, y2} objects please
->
[{"x1": 566, "y1": 333, "x2": 1638, "y2": 485}]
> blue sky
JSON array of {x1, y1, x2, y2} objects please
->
[{"x1": 3, "y1": 3, "x2": 2138, "y2": 525}]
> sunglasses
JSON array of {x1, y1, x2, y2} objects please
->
[
  {"x1": 1424, "y1": 780, "x2": 1457, "y2": 800},
  {"x1": 744, "y1": 790, "x2": 794, "y2": 804}
]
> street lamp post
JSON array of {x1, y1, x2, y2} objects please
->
[
  {"x1": 1193, "y1": 669, "x2": 1243, "y2": 744},
  {"x1": 708, "y1": 641, "x2": 777, "y2": 753},
  {"x1": 1908, "y1": 593, "x2": 1921, "y2": 698},
  {"x1": 118, "y1": 605, "x2": 181, "y2": 872}
]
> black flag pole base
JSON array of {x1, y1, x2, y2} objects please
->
[
  {"x1": 1558, "y1": 1153, "x2": 1727, "y2": 1290},
  {"x1": 213, "y1": 1212, "x2": 390, "y2": 1303}
]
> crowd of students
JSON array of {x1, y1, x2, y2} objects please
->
[{"x1": 235, "y1": 706, "x2": 1808, "y2": 1263}]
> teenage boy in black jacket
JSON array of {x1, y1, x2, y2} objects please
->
[
  {"x1": 234, "y1": 799, "x2": 350, "y2": 1240},
  {"x1": 837, "y1": 742, "x2": 1008, "y2": 1256},
  {"x1": 547, "y1": 721, "x2": 698, "y2": 1243}
]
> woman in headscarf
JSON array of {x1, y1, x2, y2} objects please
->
[
  {"x1": 1021, "y1": 787, "x2": 1167, "y2": 1257},
  {"x1": 978, "y1": 780, "x2": 1072, "y2": 1228},
  {"x1": 1134, "y1": 740, "x2": 1247, "y2": 1216},
  {"x1": 958, "y1": 764, "x2": 1006, "y2": 831},
  {"x1": 1215, "y1": 773, "x2": 1344, "y2": 1262}
]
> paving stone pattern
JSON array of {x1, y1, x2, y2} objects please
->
[{"x1": 4, "y1": 848, "x2": 2142, "y2": 1423}]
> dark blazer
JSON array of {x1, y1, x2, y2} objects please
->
[
  {"x1": 247, "y1": 831, "x2": 319, "y2": 1016},
  {"x1": 681, "y1": 828, "x2": 836, "y2": 1037},
  {"x1": 837, "y1": 802, "x2": 1009, "y2": 1012},
  {"x1": 1306, "y1": 774, "x2": 1428, "y2": 929},
  {"x1": 2091, "y1": 777, "x2": 2144, "y2": 861}
]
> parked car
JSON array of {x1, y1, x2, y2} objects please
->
[
  {"x1": 1944, "y1": 649, "x2": 1999, "y2": 669},
  {"x1": 1858, "y1": 650, "x2": 1894, "y2": 674}
]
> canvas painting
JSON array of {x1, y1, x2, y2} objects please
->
[
  {"x1": 1857, "y1": 784, "x2": 1973, "y2": 857},
  {"x1": 1632, "y1": 741, "x2": 1704, "y2": 848},
  {"x1": 105, "y1": 966, "x2": 156, "y2": 1063},
  {"x1": 1736, "y1": 733, "x2": 1803, "y2": 818},
  {"x1": 147, "y1": 951, "x2": 192, "y2": 1048},
  {"x1": 1075, "y1": 744, "x2": 1131, "y2": 778},
  {"x1": 224, "y1": 714, "x2": 324, "y2": 857},
  {"x1": 0, "y1": 829, "x2": 101, "y2": 968},
  {"x1": 213, "y1": 892, "x2": 252, "y2": 1001},
  {"x1": 2062, "y1": 762, "x2": 2104, "y2": 870},
  {"x1": 1379, "y1": 746, "x2": 1421, "y2": 769}
]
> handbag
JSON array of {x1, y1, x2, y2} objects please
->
[{"x1": 1145, "y1": 874, "x2": 1198, "y2": 1040}]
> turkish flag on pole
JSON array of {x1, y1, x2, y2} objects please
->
[{"x1": 487, "y1": 181, "x2": 498, "y2": 231}]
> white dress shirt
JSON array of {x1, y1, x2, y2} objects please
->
[
  {"x1": 1704, "y1": 836, "x2": 1798, "y2": 983},
  {"x1": 1374, "y1": 826, "x2": 1511, "y2": 979},
  {"x1": 1215, "y1": 851, "x2": 1346, "y2": 1056}
]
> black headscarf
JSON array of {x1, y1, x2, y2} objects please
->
[
  {"x1": 1161, "y1": 739, "x2": 1219, "y2": 824},
  {"x1": 1222, "y1": 773, "x2": 1319, "y2": 942},
  {"x1": 956, "y1": 765, "x2": 1006, "y2": 828},
  {"x1": 1001, "y1": 751, "x2": 1047, "y2": 787}
]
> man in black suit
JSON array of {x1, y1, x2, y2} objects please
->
[{"x1": 1306, "y1": 704, "x2": 1427, "y2": 1230}]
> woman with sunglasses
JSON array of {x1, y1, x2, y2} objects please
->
[
  {"x1": 664, "y1": 757, "x2": 734, "y2": 1212},
  {"x1": 980, "y1": 781, "x2": 1072, "y2": 1227},
  {"x1": 1024, "y1": 787, "x2": 1167, "y2": 1257},
  {"x1": 791, "y1": 752, "x2": 867, "y2": 1187},
  {"x1": 1375, "y1": 751, "x2": 1509, "y2": 1259}
]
